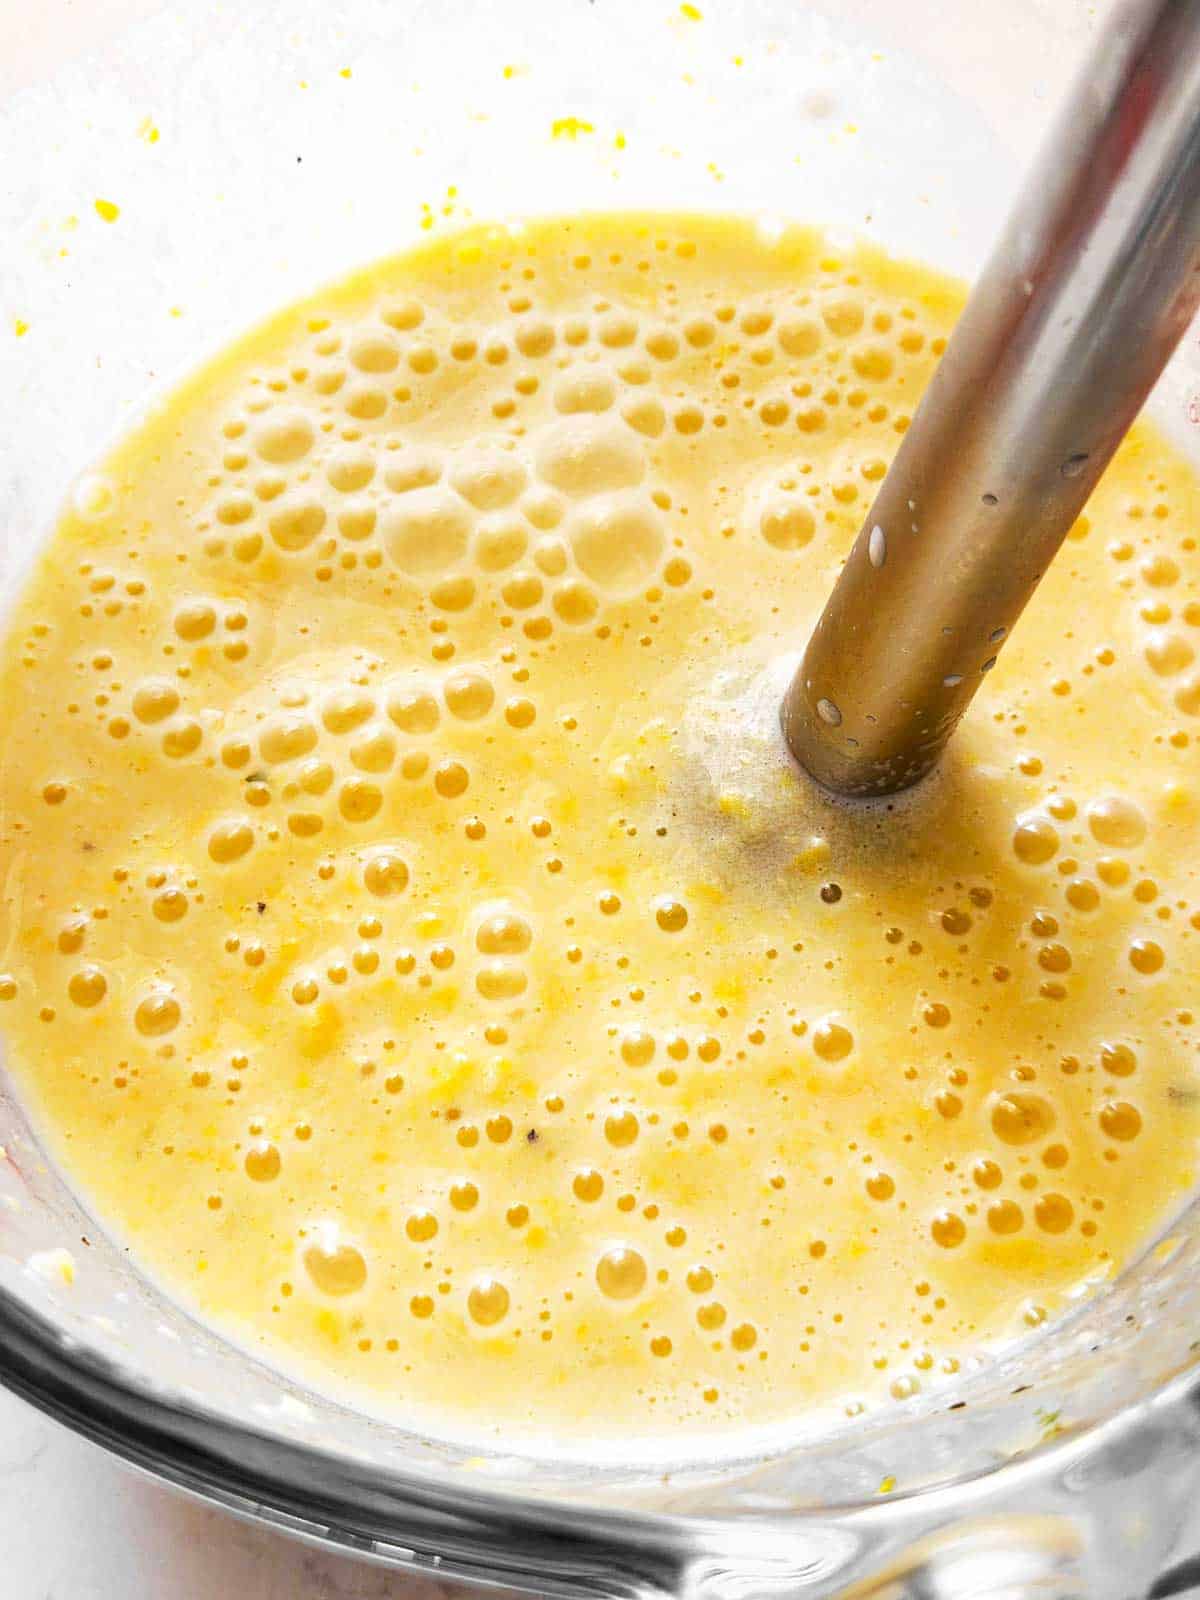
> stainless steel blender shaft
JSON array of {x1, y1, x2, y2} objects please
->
[{"x1": 782, "y1": 0, "x2": 1200, "y2": 797}]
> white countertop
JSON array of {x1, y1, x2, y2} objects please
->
[{"x1": 0, "y1": 1387, "x2": 460, "y2": 1600}]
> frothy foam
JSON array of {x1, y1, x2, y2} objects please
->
[{"x1": 1, "y1": 216, "x2": 1198, "y2": 1440}]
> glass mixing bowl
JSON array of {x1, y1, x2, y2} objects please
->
[{"x1": 4, "y1": 2, "x2": 1200, "y2": 1594}]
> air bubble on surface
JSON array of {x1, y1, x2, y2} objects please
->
[
  {"x1": 450, "y1": 449, "x2": 528, "y2": 511},
  {"x1": 535, "y1": 418, "x2": 645, "y2": 496},
  {"x1": 383, "y1": 488, "x2": 472, "y2": 576},
  {"x1": 269, "y1": 498, "x2": 327, "y2": 552},
  {"x1": 1012, "y1": 814, "x2": 1059, "y2": 866},
  {"x1": 569, "y1": 492, "x2": 664, "y2": 594},
  {"x1": 468, "y1": 1276, "x2": 510, "y2": 1326},
  {"x1": 553, "y1": 369, "x2": 617, "y2": 415},
  {"x1": 322, "y1": 688, "x2": 375, "y2": 734},
  {"x1": 474, "y1": 516, "x2": 528, "y2": 573},
  {"x1": 991, "y1": 1092, "x2": 1055, "y2": 1146},
  {"x1": 208, "y1": 818, "x2": 254, "y2": 863},
  {"x1": 596, "y1": 1246, "x2": 647, "y2": 1300},
  {"x1": 254, "y1": 410, "x2": 315, "y2": 465},
  {"x1": 384, "y1": 449, "x2": 444, "y2": 494},
  {"x1": 303, "y1": 1224, "x2": 368, "y2": 1296},
  {"x1": 444, "y1": 670, "x2": 495, "y2": 721},
  {"x1": 132, "y1": 679, "x2": 180, "y2": 725},
  {"x1": 134, "y1": 988, "x2": 182, "y2": 1037},
  {"x1": 260, "y1": 715, "x2": 318, "y2": 765},
  {"x1": 387, "y1": 680, "x2": 440, "y2": 734},
  {"x1": 1087, "y1": 796, "x2": 1147, "y2": 850},
  {"x1": 326, "y1": 448, "x2": 376, "y2": 493},
  {"x1": 760, "y1": 498, "x2": 815, "y2": 551}
]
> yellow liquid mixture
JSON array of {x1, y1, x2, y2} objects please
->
[{"x1": 2, "y1": 216, "x2": 1199, "y2": 1439}]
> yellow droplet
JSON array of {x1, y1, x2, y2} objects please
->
[{"x1": 551, "y1": 117, "x2": 595, "y2": 140}]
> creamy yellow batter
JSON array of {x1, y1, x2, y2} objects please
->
[{"x1": 1, "y1": 215, "x2": 1199, "y2": 1439}]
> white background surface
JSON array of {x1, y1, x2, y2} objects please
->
[{"x1": 0, "y1": 1387, "x2": 461, "y2": 1600}]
